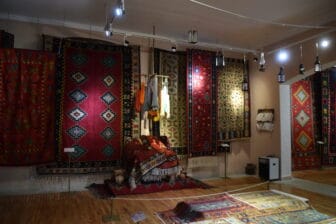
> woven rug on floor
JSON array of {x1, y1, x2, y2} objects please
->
[
  {"x1": 230, "y1": 190, "x2": 309, "y2": 211},
  {"x1": 157, "y1": 193, "x2": 255, "y2": 223},
  {"x1": 156, "y1": 190, "x2": 334, "y2": 224},
  {"x1": 87, "y1": 176, "x2": 210, "y2": 198}
]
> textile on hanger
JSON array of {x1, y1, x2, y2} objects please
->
[{"x1": 160, "y1": 77, "x2": 170, "y2": 118}]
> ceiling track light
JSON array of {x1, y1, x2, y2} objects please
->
[
  {"x1": 171, "y1": 46, "x2": 177, "y2": 52},
  {"x1": 115, "y1": 0, "x2": 125, "y2": 17},
  {"x1": 320, "y1": 39, "x2": 330, "y2": 48},
  {"x1": 188, "y1": 30, "x2": 198, "y2": 44}
]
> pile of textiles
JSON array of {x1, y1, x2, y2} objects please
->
[{"x1": 122, "y1": 136, "x2": 180, "y2": 189}]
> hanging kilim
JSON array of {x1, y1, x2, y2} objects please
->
[
  {"x1": 57, "y1": 39, "x2": 132, "y2": 167},
  {"x1": 322, "y1": 69, "x2": 336, "y2": 166},
  {"x1": 217, "y1": 59, "x2": 250, "y2": 142},
  {"x1": 291, "y1": 79, "x2": 319, "y2": 170},
  {"x1": 0, "y1": 49, "x2": 56, "y2": 165},
  {"x1": 187, "y1": 49, "x2": 217, "y2": 157},
  {"x1": 154, "y1": 49, "x2": 187, "y2": 154}
]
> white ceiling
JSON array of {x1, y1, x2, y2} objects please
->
[{"x1": 0, "y1": 0, "x2": 336, "y2": 52}]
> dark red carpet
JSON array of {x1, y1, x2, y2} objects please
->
[{"x1": 87, "y1": 177, "x2": 210, "y2": 198}]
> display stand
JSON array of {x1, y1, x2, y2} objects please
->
[
  {"x1": 317, "y1": 141, "x2": 325, "y2": 169},
  {"x1": 102, "y1": 195, "x2": 120, "y2": 222},
  {"x1": 64, "y1": 147, "x2": 75, "y2": 193},
  {"x1": 220, "y1": 142, "x2": 231, "y2": 179}
]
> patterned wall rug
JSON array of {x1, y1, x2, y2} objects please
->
[
  {"x1": 322, "y1": 69, "x2": 336, "y2": 166},
  {"x1": 56, "y1": 39, "x2": 132, "y2": 168},
  {"x1": 154, "y1": 49, "x2": 187, "y2": 154},
  {"x1": 291, "y1": 79, "x2": 320, "y2": 170},
  {"x1": 186, "y1": 49, "x2": 217, "y2": 157},
  {"x1": 217, "y1": 59, "x2": 250, "y2": 141},
  {"x1": 0, "y1": 49, "x2": 56, "y2": 165}
]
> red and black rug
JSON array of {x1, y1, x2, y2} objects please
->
[{"x1": 87, "y1": 177, "x2": 211, "y2": 198}]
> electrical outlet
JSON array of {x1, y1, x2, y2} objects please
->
[{"x1": 64, "y1": 147, "x2": 75, "y2": 153}]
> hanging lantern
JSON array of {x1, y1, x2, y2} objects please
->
[
  {"x1": 188, "y1": 30, "x2": 198, "y2": 44},
  {"x1": 221, "y1": 51, "x2": 225, "y2": 67},
  {"x1": 299, "y1": 63, "x2": 305, "y2": 74},
  {"x1": 242, "y1": 55, "x2": 249, "y2": 91},
  {"x1": 314, "y1": 43, "x2": 322, "y2": 73},
  {"x1": 314, "y1": 56, "x2": 322, "y2": 72},
  {"x1": 277, "y1": 66, "x2": 285, "y2": 83},
  {"x1": 215, "y1": 51, "x2": 225, "y2": 67},
  {"x1": 215, "y1": 51, "x2": 220, "y2": 67},
  {"x1": 299, "y1": 44, "x2": 305, "y2": 74},
  {"x1": 242, "y1": 76, "x2": 249, "y2": 91},
  {"x1": 259, "y1": 52, "x2": 266, "y2": 72}
]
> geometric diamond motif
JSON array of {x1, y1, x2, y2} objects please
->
[
  {"x1": 102, "y1": 145, "x2": 114, "y2": 157},
  {"x1": 71, "y1": 145, "x2": 87, "y2": 159},
  {"x1": 72, "y1": 54, "x2": 87, "y2": 66},
  {"x1": 296, "y1": 131, "x2": 312, "y2": 150},
  {"x1": 101, "y1": 109, "x2": 116, "y2": 123},
  {"x1": 100, "y1": 127, "x2": 115, "y2": 141},
  {"x1": 295, "y1": 110, "x2": 310, "y2": 127},
  {"x1": 102, "y1": 56, "x2": 115, "y2": 68},
  {"x1": 71, "y1": 72, "x2": 87, "y2": 84},
  {"x1": 69, "y1": 89, "x2": 87, "y2": 103},
  {"x1": 66, "y1": 125, "x2": 87, "y2": 140},
  {"x1": 103, "y1": 74, "x2": 115, "y2": 87},
  {"x1": 294, "y1": 86, "x2": 308, "y2": 104},
  {"x1": 68, "y1": 107, "x2": 87, "y2": 122},
  {"x1": 101, "y1": 92, "x2": 116, "y2": 105}
]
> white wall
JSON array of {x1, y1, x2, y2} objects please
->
[{"x1": 279, "y1": 84, "x2": 292, "y2": 178}]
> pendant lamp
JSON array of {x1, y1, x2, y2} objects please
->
[
  {"x1": 242, "y1": 55, "x2": 249, "y2": 91},
  {"x1": 314, "y1": 43, "x2": 322, "y2": 72},
  {"x1": 277, "y1": 66, "x2": 285, "y2": 83},
  {"x1": 299, "y1": 44, "x2": 305, "y2": 74},
  {"x1": 259, "y1": 52, "x2": 266, "y2": 72}
]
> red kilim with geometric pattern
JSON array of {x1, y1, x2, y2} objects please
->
[
  {"x1": 59, "y1": 46, "x2": 123, "y2": 163},
  {"x1": 0, "y1": 49, "x2": 56, "y2": 165},
  {"x1": 291, "y1": 79, "x2": 319, "y2": 170}
]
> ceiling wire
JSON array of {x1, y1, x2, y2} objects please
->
[{"x1": 189, "y1": 0, "x2": 335, "y2": 29}]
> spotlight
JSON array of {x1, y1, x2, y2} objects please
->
[
  {"x1": 114, "y1": 0, "x2": 125, "y2": 17},
  {"x1": 320, "y1": 39, "x2": 330, "y2": 48},
  {"x1": 171, "y1": 46, "x2": 176, "y2": 52},
  {"x1": 253, "y1": 57, "x2": 258, "y2": 62},
  {"x1": 277, "y1": 66, "x2": 285, "y2": 83},
  {"x1": 115, "y1": 8, "x2": 123, "y2": 17},
  {"x1": 104, "y1": 22, "x2": 113, "y2": 37},
  {"x1": 277, "y1": 50, "x2": 289, "y2": 63}
]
